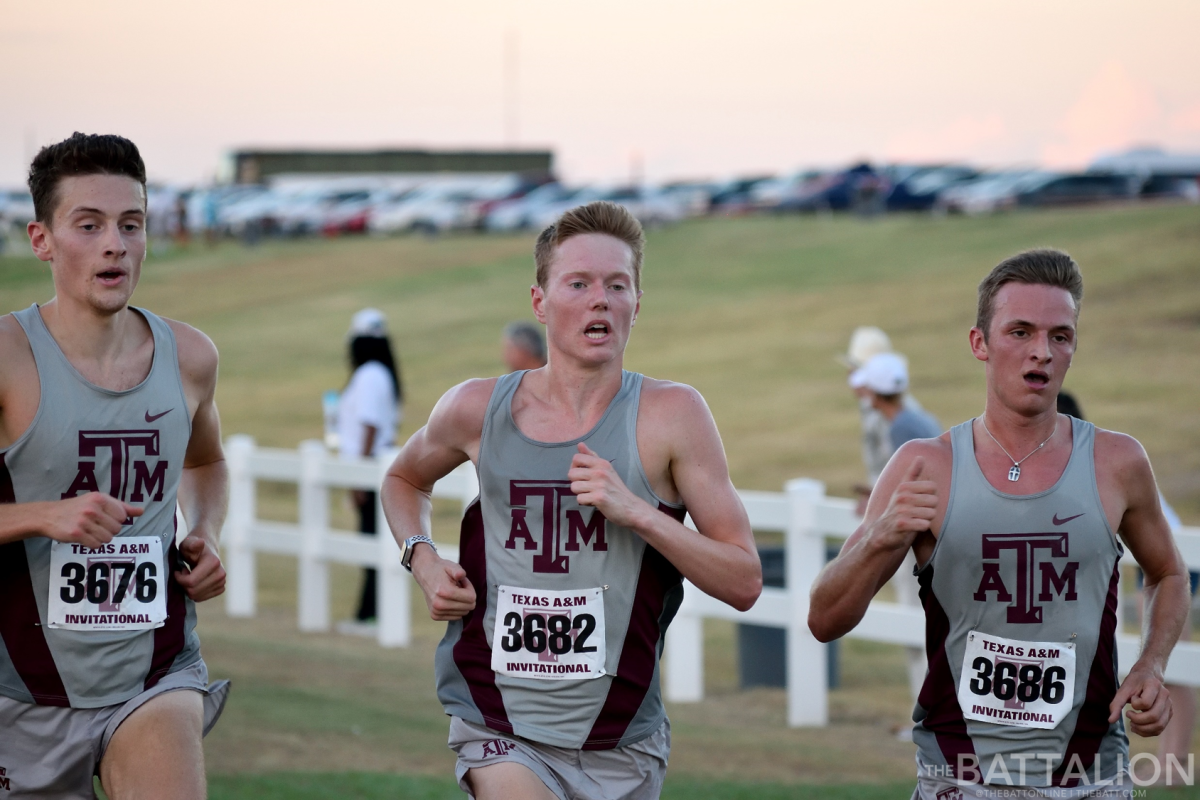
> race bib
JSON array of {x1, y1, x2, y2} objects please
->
[
  {"x1": 958, "y1": 630, "x2": 1076, "y2": 730},
  {"x1": 47, "y1": 538, "x2": 167, "y2": 631},
  {"x1": 491, "y1": 585, "x2": 606, "y2": 681}
]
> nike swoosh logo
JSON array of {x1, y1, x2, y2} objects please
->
[
  {"x1": 1053, "y1": 513, "x2": 1084, "y2": 526},
  {"x1": 145, "y1": 409, "x2": 174, "y2": 423}
]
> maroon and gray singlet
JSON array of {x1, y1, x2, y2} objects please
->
[
  {"x1": 0, "y1": 304, "x2": 201, "y2": 709},
  {"x1": 435, "y1": 370, "x2": 686, "y2": 750},
  {"x1": 913, "y1": 417, "x2": 1128, "y2": 785}
]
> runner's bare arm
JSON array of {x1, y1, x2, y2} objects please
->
[
  {"x1": 0, "y1": 314, "x2": 142, "y2": 547},
  {"x1": 170, "y1": 322, "x2": 228, "y2": 602},
  {"x1": 381, "y1": 378, "x2": 494, "y2": 621},
  {"x1": 808, "y1": 440, "x2": 945, "y2": 642},
  {"x1": 1099, "y1": 432, "x2": 1190, "y2": 737},
  {"x1": 568, "y1": 383, "x2": 761, "y2": 611}
]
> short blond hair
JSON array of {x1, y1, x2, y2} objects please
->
[{"x1": 534, "y1": 201, "x2": 645, "y2": 291}]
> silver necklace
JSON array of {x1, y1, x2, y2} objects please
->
[{"x1": 979, "y1": 417, "x2": 1057, "y2": 482}]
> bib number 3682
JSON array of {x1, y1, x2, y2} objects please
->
[
  {"x1": 47, "y1": 537, "x2": 168, "y2": 631},
  {"x1": 958, "y1": 630, "x2": 1076, "y2": 730},
  {"x1": 491, "y1": 586, "x2": 606, "y2": 681}
]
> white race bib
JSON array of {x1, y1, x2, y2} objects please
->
[
  {"x1": 47, "y1": 538, "x2": 168, "y2": 631},
  {"x1": 491, "y1": 585, "x2": 606, "y2": 681},
  {"x1": 958, "y1": 630, "x2": 1076, "y2": 730}
]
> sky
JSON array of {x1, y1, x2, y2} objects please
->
[{"x1": 2, "y1": 0, "x2": 1200, "y2": 186}]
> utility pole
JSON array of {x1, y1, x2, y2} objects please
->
[{"x1": 504, "y1": 28, "x2": 519, "y2": 146}]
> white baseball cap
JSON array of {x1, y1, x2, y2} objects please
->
[
  {"x1": 849, "y1": 352, "x2": 909, "y2": 395},
  {"x1": 349, "y1": 308, "x2": 388, "y2": 338},
  {"x1": 839, "y1": 326, "x2": 892, "y2": 368}
]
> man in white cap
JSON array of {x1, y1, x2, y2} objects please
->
[{"x1": 850, "y1": 353, "x2": 942, "y2": 454}]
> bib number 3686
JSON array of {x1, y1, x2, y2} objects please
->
[
  {"x1": 491, "y1": 586, "x2": 606, "y2": 681},
  {"x1": 47, "y1": 537, "x2": 168, "y2": 631},
  {"x1": 958, "y1": 630, "x2": 1076, "y2": 730}
]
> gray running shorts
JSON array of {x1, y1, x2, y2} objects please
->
[
  {"x1": 0, "y1": 659, "x2": 229, "y2": 799},
  {"x1": 448, "y1": 715, "x2": 670, "y2": 800},
  {"x1": 912, "y1": 772, "x2": 1134, "y2": 800}
]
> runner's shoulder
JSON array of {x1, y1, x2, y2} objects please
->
[
  {"x1": 1092, "y1": 427, "x2": 1151, "y2": 479},
  {"x1": 428, "y1": 377, "x2": 498, "y2": 437},
  {"x1": 0, "y1": 312, "x2": 34, "y2": 381},
  {"x1": 161, "y1": 317, "x2": 218, "y2": 381},
  {"x1": 638, "y1": 377, "x2": 711, "y2": 423},
  {"x1": 891, "y1": 432, "x2": 953, "y2": 479}
]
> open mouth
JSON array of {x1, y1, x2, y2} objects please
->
[
  {"x1": 585, "y1": 323, "x2": 609, "y2": 340},
  {"x1": 1024, "y1": 371, "x2": 1050, "y2": 389},
  {"x1": 97, "y1": 269, "x2": 125, "y2": 283}
]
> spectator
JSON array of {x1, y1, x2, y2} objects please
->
[
  {"x1": 840, "y1": 326, "x2": 895, "y2": 495},
  {"x1": 850, "y1": 353, "x2": 942, "y2": 452},
  {"x1": 502, "y1": 320, "x2": 547, "y2": 372},
  {"x1": 337, "y1": 308, "x2": 403, "y2": 625}
]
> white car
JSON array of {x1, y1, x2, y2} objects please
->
[
  {"x1": 485, "y1": 183, "x2": 580, "y2": 231},
  {"x1": 937, "y1": 171, "x2": 1056, "y2": 215},
  {"x1": 370, "y1": 176, "x2": 523, "y2": 234}
]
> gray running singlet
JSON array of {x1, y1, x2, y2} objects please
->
[
  {"x1": 435, "y1": 370, "x2": 687, "y2": 750},
  {"x1": 0, "y1": 305, "x2": 201, "y2": 709},
  {"x1": 912, "y1": 417, "x2": 1128, "y2": 787}
]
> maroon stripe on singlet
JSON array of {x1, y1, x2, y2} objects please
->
[
  {"x1": 0, "y1": 453, "x2": 70, "y2": 705},
  {"x1": 916, "y1": 564, "x2": 977, "y2": 778},
  {"x1": 1052, "y1": 556, "x2": 1122, "y2": 787},
  {"x1": 583, "y1": 503, "x2": 686, "y2": 750},
  {"x1": 144, "y1": 532, "x2": 188, "y2": 689},
  {"x1": 453, "y1": 498, "x2": 513, "y2": 733}
]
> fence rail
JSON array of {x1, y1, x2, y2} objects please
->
[{"x1": 220, "y1": 436, "x2": 1200, "y2": 728}]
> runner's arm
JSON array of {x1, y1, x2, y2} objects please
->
[
  {"x1": 1104, "y1": 434, "x2": 1189, "y2": 736},
  {"x1": 381, "y1": 379, "x2": 493, "y2": 621},
  {"x1": 569, "y1": 384, "x2": 761, "y2": 611},
  {"x1": 173, "y1": 325, "x2": 228, "y2": 602},
  {"x1": 808, "y1": 441, "x2": 942, "y2": 642}
]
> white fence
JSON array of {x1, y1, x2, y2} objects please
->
[{"x1": 221, "y1": 436, "x2": 1200, "y2": 727}]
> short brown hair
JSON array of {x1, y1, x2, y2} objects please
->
[
  {"x1": 28, "y1": 132, "x2": 147, "y2": 224},
  {"x1": 976, "y1": 248, "x2": 1083, "y2": 339},
  {"x1": 534, "y1": 201, "x2": 645, "y2": 291}
]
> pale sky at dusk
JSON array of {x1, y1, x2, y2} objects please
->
[{"x1": 2, "y1": 0, "x2": 1199, "y2": 186}]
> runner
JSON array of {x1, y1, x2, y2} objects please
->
[
  {"x1": 381, "y1": 201, "x2": 761, "y2": 799},
  {"x1": 809, "y1": 248, "x2": 1191, "y2": 797},
  {"x1": 0, "y1": 133, "x2": 230, "y2": 799}
]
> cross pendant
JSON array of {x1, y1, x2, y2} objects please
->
[{"x1": 1008, "y1": 465, "x2": 1021, "y2": 482}]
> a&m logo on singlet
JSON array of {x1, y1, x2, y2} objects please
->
[
  {"x1": 504, "y1": 480, "x2": 607, "y2": 574},
  {"x1": 60, "y1": 431, "x2": 169, "y2": 522},
  {"x1": 972, "y1": 532, "x2": 1080, "y2": 623}
]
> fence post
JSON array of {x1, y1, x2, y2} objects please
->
[
  {"x1": 224, "y1": 434, "x2": 257, "y2": 618},
  {"x1": 665, "y1": 606, "x2": 704, "y2": 702},
  {"x1": 785, "y1": 478, "x2": 829, "y2": 727},
  {"x1": 376, "y1": 461, "x2": 410, "y2": 648},
  {"x1": 297, "y1": 440, "x2": 330, "y2": 632}
]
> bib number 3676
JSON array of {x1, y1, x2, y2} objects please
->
[
  {"x1": 958, "y1": 630, "x2": 1076, "y2": 730},
  {"x1": 491, "y1": 586, "x2": 606, "y2": 681},
  {"x1": 47, "y1": 537, "x2": 168, "y2": 631}
]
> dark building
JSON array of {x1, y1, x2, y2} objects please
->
[{"x1": 231, "y1": 148, "x2": 553, "y2": 184}]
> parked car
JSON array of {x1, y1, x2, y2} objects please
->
[
  {"x1": 709, "y1": 176, "x2": 776, "y2": 214},
  {"x1": 1015, "y1": 173, "x2": 1138, "y2": 208},
  {"x1": 775, "y1": 164, "x2": 889, "y2": 213},
  {"x1": 484, "y1": 182, "x2": 579, "y2": 232},
  {"x1": 885, "y1": 166, "x2": 978, "y2": 211},
  {"x1": 935, "y1": 171, "x2": 1052, "y2": 215}
]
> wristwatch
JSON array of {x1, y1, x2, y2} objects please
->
[{"x1": 401, "y1": 535, "x2": 437, "y2": 572}]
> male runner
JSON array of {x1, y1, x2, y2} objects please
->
[
  {"x1": 382, "y1": 201, "x2": 761, "y2": 799},
  {"x1": 0, "y1": 133, "x2": 229, "y2": 799},
  {"x1": 809, "y1": 249, "x2": 1191, "y2": 797}
]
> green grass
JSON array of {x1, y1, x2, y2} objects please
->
[{"x1": 7, "y1": 205, "x2": 1200, "y2": 795}]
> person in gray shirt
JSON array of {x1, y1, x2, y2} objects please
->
[{"x1": 849, "y1": 352, "x2": 942, "y2": 451}]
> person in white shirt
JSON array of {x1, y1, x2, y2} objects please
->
[{"x1": 337, "y1": 308, "x2": 402, "y2": 622}]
